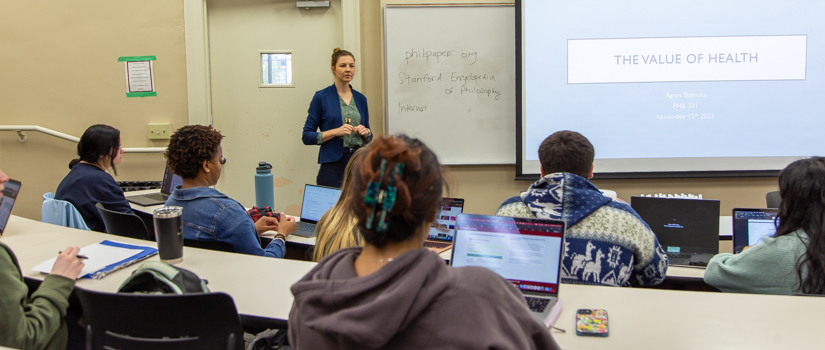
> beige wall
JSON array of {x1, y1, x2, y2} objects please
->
[
  {"x1": 1, "y1": 0, "x2": 778, "y2": 222},
  {"x1": 0, "y1": 1, "x2": 188, "y2": 219}
]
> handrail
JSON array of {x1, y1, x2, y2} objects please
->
[{"x1": 0, "y1": 125, "x2": 166, "y2": 154}]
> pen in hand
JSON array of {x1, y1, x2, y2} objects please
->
[{"x1": 58, "y1": 251, "x2": 89, "y2": 260}]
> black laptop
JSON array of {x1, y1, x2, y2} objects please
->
[
  {"x1": 0, "y1": 179, "x2": 22, "y2": 235},
  {"x1": 630, "y1": 196, "x2": 720, "y2": 267},
  {"x1": 126, "y1": 166, "x2": 183, "y2": 206}
]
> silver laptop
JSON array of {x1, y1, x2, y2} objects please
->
[
  {"x1": 126, "y1": 166, "x2": 182, "y2": 206},
  {"x1": 732, "y1": 208, "x2": 779, "y2": 254},
  {"x1": 0, "y1": 179, "x2": 21, "y2": 235},
  {"x1": 424, "y1": 197, "x2": 465, "y2": 254},
  {"x1": 631, "y1": 196, "x2": 720, "y2": 267},
  {"x1": 292, "y1": 184, "x2": 342, "y2": 238},
  {"x1": 451, "y1": 214, "x2": 566, "y2": 326}
]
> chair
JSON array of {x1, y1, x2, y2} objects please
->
[
  {"x1": 41, "y1": 192, "x2": 90, "y2": 230},
  {"x1": 95, "y1": 202, "x2": 152, "y2": 240},
  {"x1": 184, "y1": 239, "x2": 236, "y2": 253},
  {"x1": 75, "y1": 288, "x2": 243, "y2": 350},
  {"x1": 766, "y1": 191, "x2": 781, "y2": 208}
]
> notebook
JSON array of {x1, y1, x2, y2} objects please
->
[
  {"x1": 33, "y1": 240, "x2": 158, "y2": 280},
  {"x1": 126, "y1": 165, "x2": 183, "y2": 206},
  {"x1": 424, "y1": 197, "x2": 465, "y2": 253},
  {"x1": 630, "y1": 196, "x2": 720, "y2": 267},
  {"x1": 732, "y1": 208, "x2": 779, "y2": 254},
  {"x1": 451, "y1": 214, "x2": 566, "y2": 327},
  {"x1": 292, "y1": 184, "x2": 343, "y2": 238},
  {"x1": 0, "y1": 179, "x2": 22, "y2": 235}
]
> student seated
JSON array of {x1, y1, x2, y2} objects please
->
[
  {"x1": 55, "y1": 124, "x2": 132, "y2": 232},
  {"x1": 0, "y1": 168, "x2": 86, "y2": 350},
  {"x1": 496, "y1": 130, "x2": 667, "y2": 287},
  {"x1": 289, "y1": 135, "x2": 559, "y2": 349},
  {"x1": 312, "y1": 148, "x2": 365, "y2": 262},
  {"x1": 704, "y1": 157, "x2": 825, "y2": 295},
  {"x1": 164, "y1": 125, "x2": 295, "y2": 258}
]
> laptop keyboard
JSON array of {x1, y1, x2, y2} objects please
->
[
  {"x1": 296, "y1": 221, "x2": 314, "y2": 232},
  {"x1": 424, "y1": 241, "x2": 451, "y2": 249},
  {"x1": 525, "y1": 296, "x2": 550, "y2": 313},
  {"x1": 667, "y1": 252, "x2": 692, "y2": 260}
]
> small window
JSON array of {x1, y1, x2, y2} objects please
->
[{"x1": 260, "y1": 51, "x2": 293, "y2": 87}]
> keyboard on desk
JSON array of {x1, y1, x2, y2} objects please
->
[
  {"x1": 423, "y1": 241, "x2": 451, "y2": 249},
  {"x1": 296, "y1": 221, "x2": 315, "y2": 232},
  {"x1": 666, "y1": 252, "x2": 710, "y2": 267}
]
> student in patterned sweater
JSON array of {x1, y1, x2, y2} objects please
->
[{"x1": 497, "y1": 131, "x2": 668, "y2": 287}]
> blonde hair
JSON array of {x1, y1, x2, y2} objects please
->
[{"x1": 312, "y1": 148, "x2": 365, "y2": 261}]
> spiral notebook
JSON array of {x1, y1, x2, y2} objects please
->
[{"x1": 33, "y1": 240, "x2": 158, "y2": 280}]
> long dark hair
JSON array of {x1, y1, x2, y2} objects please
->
[
  {"x1": 70, "y1": 124, "x2": 121, "y2": 175},
  {"x1": 348, "y1": 135, "x2": 445, "y2": 248},
  {"x1": 775, "y1": 157, "x2": 825, "y2": 294}
]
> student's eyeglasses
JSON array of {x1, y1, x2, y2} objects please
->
[{"x1": 219, "y1": 156, "x2": 227, "y2": 165}]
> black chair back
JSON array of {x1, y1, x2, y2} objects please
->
[
  {"x1": 184, "y1": 239, "x2": 236, "y2": 253},
  {"x1": 766, "y1": 191, "x2": 781, "y2": 209},
  {"x1": 95, "y1": 203, "x2": 152, "y2": 240},
  {"x1": 76, "y1": 288, "x2": 243, "y2": 350}
]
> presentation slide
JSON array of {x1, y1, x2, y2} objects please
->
[{"x1": 518, "y1": 0, "x2": 825, "y2": 176}]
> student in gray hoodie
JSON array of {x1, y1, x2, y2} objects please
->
[{"x1": 289, "y1": 135, "x2": 560, "y2": 350}]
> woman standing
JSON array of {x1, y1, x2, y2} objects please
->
[
  {"x1": 55, "y1": 124, "x2": 131, "y2": 232},
  {"x1": 289, "y1": 135, "x2": 559, "y2": 349},
  {"x1": 302, "y1": 48, "x2": 372, "y2": 188},
  {"x1": 704, "y1": 157, "x2": 825, "y2": 294}
]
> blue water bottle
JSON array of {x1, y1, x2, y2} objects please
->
[{"x1": 254, "y1": 162, "x2": 275, "y2": 209}]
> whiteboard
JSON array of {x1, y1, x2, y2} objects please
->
[{"x1": 384, "y1": 4, "x2": 515, "y2": 165}]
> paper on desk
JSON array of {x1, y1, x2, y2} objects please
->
[{"x1": 32, "y1": 241, "x2": 147, "y2": 279}]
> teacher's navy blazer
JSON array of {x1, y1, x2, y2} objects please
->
[{"x1": 302, "y1": 84, "x2": 370, "y2": 164}]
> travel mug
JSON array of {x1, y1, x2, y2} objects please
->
[{"x1": 153, "y1": 206, "x2": 184, "y2": 264}]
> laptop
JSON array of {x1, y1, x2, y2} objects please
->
[
  {"x1": 732, "y1": 208, "x2": 779, "y2": 254},
  {"x1": 126, "y1": 166, "x2": 183, "y2": 206},
  {"x1": 423, "y1": 197, "x2": 465, "y2": 253},
  {"x1": 451, "y1": 214, "x2": 566, "y2": 326},
  {"x1": 0, "y1": 179, "x2": 22, "y2": 235},
  {"x1": 630, "y1": 196, "x2": 720, "y2": 267},
  {"x1": 293, "y1": 184, "x2": 343, "y2": 238}
]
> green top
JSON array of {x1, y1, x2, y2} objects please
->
[
  {"x1": 0, "y1": 242, "x2": 75, "y2": 350},
  {"x1": 704, "y1": 229, "x2": 808, "y2": 295},
  {"x1": 314, "y1": 96, "x2": 364, "y2": 147}
]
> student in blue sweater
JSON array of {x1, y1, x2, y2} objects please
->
[
  {"x1": 705, "y1": 157, "x2": 825, "y2": 295},
  {"x1": 55, "y1": 124, "x2": 132, "y2": 232}
]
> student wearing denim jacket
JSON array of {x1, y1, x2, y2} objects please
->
[{"x1": 164, "y1": 125, "x2": 296, "y2": 258}]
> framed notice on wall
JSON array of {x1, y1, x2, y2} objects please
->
[{"x1": 118, "y1": 55, "x2": 157, "y2": 97}]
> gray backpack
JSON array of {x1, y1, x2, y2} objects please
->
[{"x1": 118, "y1": 261, "x2": 210, "y2": 294}]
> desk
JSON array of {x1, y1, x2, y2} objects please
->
[
  {"x1": 3, "y1": 215, "x2": 315, "y2": 326},
  {"x1": 553, "y1": 283, "x2": 824, "y2": 349}
]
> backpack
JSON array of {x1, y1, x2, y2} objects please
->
[{"x1": 117, "y1": 261, "x2": 210, "y2": 294}]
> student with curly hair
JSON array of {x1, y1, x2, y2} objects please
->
[
  {"x1": 705, "y1": 157, "x2": 825, "y2": 295},
  {"x1": 165, "y1": 125, "x2": 295, "y2": 257},
  {"x1": 289, "y1": 135, "x2": 559, "y2": 349}
]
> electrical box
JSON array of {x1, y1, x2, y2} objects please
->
[{"x1": 147, "y1": 123, "x2": 172, "y2": 140}]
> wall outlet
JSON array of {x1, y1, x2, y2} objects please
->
[{"x1": 147, "y1": 123, "x2": 172, "y2": 140}]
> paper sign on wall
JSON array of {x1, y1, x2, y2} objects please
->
[{"x1": 118, "y1": 55, "x2": 157, "y2": 97}]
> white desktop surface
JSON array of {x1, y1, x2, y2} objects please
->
[{"x1": 2, "y1": 215, "x2": 315, "y2": 322}]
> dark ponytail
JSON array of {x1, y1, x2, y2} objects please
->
[{"x1": 76, "y1": 124, "x2": 121, "y2": 175}]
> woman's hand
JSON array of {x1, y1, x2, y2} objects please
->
[
  {"x1": 255, "y1": 216, "x2": 280, "y2": 235},
  {"x1": 354, "y1": 125, "x2": 371, "y2": 137},
  {"x1": 335, "y1": 124, "x2": 355, "y2": 137},
  {"x1": 277, "y1": 213, "x2": 297, "y2": 237},
  {"x1": 50, "y1": 247, "x2": 85, "y2": 280}
]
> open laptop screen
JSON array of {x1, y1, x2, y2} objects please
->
[
  {"x1": 631, "y1": 196, "x2": 720, "y2": 255},
  {"x1": 161, "y1": 166, "x2": 183, "y2": 194},
  {"x1": 427, "y1": 198, "x2": 465, "y2": 242},
  {"x1": 300, "y1": 184, "x2": 342, "y2": 224},
  {"x1": 452, "y1": 214, "x2": 565, "y2": 294},
  {"x1": 732, "y1": 208, "x2": 779, "y2": 254},
  {"x1": 0, "y1": 179, "x2": 21, "y2": 234}
]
